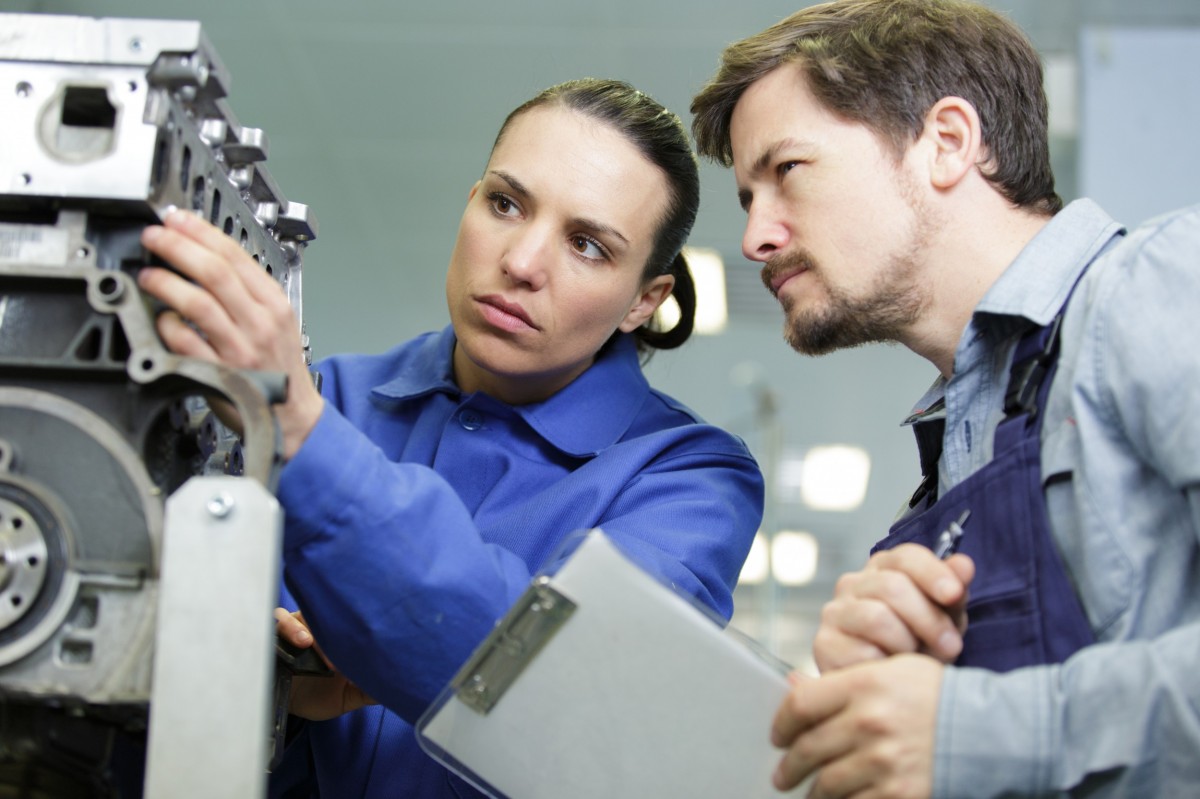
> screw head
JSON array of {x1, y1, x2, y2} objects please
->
[{"x1": 206, "y1": 492, "x2": 235, "y2": 518}]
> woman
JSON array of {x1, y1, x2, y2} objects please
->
[{"x1": 138, "y1": 78, "x2": 763, "y2": 798}]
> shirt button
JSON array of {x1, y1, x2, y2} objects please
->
[{"x1": 459, "y1": 410, "x2": 483, "y2": 431}]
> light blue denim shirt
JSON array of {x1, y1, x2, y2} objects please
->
[{"x1": 910, "y1": 199, "x2": 1200, "y2": 797}]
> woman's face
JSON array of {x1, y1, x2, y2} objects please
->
[{"x1": 445, "y1": 105, "x2": 674, "y2": 404}]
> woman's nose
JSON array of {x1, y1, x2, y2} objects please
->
[{"x1": 501, "y1": 227, "x2": 551, "y2": 289}]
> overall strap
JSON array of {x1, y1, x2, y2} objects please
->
[
  {"x1": 907, "y1": 400, "x2": 946, "y2": 509},
  {"x1": 1001, "y1": 314, "x2": 1063, "y2": 427},
  {"x1": 907, "y1": 311, "x2": 1065, "y2": 510}
]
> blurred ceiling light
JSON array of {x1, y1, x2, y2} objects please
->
[
  {"x1": 798, "y1": 445, "x2": 872, "y2": 512},
  {"x1": 777, "y1": 455, "x2": 807, "y2": 504},
  {"x1": 1044, "y1": 53, "x2": 1077, "y2": 138},
  {"x1": 737, "y1": 531, "x2": 770, "y2": 585},
  {"x1": 771, "y1": 530, "x2": 819, "y2": 586},
  {"x1": 656, "y1": 246, "x2": 727, "y2": 335}
]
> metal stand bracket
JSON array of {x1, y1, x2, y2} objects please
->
[{"x1": 144, "y1": 476, "x2": 282, "y2": 799}]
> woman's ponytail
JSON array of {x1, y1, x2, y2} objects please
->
[{"x1": 635, "y1": 251, "x2": 695, "y2": 352}]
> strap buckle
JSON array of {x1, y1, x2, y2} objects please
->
[{"x1": 1003, "y1": 313, "x2": 1063, "y2": 419}]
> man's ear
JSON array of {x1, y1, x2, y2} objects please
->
[
  {"x1": 921, "y1": 96, "x2": 984, "y2": 190},
  {"x1": 619, "y1": 274, "x2": 675, "y2": 333}
]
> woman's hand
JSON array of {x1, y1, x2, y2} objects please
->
[
  {"x1": 138, "y1": 210, "x2": 324, "y2": 459},
  {"x1": 275, "y1": 608, "x2": 377, "y2": 721}
]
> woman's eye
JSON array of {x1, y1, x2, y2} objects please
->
[
  {"x1": 778, "y1": 160, "x2": 800, "y2": 177},
  {"x1": 487, "y1": 192, "x2": 520, "y2": 217},
  {"x1": 570, "y1": 235, "x2": 606, "y2": 260}
]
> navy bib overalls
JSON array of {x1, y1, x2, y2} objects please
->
[{"x1": 872, "y1": 309, "x2": 1095, "y2": 671}]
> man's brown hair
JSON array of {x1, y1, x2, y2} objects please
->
[{"x1": 691, "y1": 0, "x2": 1061, "y2": 214}]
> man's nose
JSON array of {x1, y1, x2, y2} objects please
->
[{"x1": 742, "y1": 200, "x2": 789, "y2": 263}]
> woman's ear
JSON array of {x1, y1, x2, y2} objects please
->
[
  {"x1": 921, "y1": 96, "x2": 984, "y2": 190},
  {"x1": 619, "y1": 274, "x2": 675, "y2": 333}
]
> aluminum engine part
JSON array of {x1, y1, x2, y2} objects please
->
[{"x1": 0, "y1": 13, "x2": 317, "y2": 794}]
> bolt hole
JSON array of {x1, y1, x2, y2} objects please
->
[{"x1": 98, "y1": 275, "x2": 121, "y2": 297}]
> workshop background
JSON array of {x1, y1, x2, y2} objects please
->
[{"x1": 9, "y1": 0, "x2": 1200, "y2": 668}]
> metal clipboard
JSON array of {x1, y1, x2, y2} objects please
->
[{"x1": 416, "y1": 529, "x2": 792, "y2": 798}]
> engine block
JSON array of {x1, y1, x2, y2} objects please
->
[{"x1": 0, "y1": 13, "x2": 316, "y2": 796}]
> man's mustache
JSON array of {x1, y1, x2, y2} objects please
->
[{"x1": 760, "y1": 251, "x2": 816, "y2": 297}]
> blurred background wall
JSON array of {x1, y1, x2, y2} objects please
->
[{"x1": 8, "y1": 0, "x2": 1200, "y2": 666}]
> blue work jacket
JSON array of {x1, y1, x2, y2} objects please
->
[{"x1": 269, "y1": 327, "x2": 764, "y2": 798}]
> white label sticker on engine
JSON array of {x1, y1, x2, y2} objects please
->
[{"x1": 0, "y1": 223, "x2": 70, "y2": 266}]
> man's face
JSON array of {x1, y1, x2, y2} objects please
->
[{"x1": 728, "y1": 64, "x2": 935, "y2": 355}]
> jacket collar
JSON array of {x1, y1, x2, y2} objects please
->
[{"x1": 370, "y1": 326, "x2": 650, "y2": 457}]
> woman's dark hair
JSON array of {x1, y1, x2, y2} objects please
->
[{"x1": 493, "y1": 78, "x2": 701, "y2": 353}]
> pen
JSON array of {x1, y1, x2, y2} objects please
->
[{"x1": 933, "y1": 509, "x2": 970, "y2": 559}]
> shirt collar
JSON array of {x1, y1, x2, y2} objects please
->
[
  {"x1": 975, "y1": 198, "x2": 1125, "y2": 326},
  {"x1": 904, "y1": 199, "x2": 1124, "y2": 427},
  {"x1": 902, "y1": 379, "x2": 948, "y2": 428},
  {"x1": 370, "y1": 325, "x2": 649, "y2": 458}
]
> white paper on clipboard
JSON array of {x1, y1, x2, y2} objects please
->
[{"x1": 416, "y1": 528, "x2": 792, "y2": 798}]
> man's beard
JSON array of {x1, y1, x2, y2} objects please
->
[
  {"x1": 762, "y1": 246, "x2": 926, "y2": 356},
  {"x1": 759, "y1": 164, "x2": 937, "y2": 356}
]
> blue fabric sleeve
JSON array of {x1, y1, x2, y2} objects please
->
[{"x1": 276, "y1": 403, "x2": 763, "y2": 725}]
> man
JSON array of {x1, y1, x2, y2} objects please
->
[{"x1": 692, "y1": 0, "x2": 1200, "y2": 796}]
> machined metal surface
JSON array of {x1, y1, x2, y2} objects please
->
[
  {"x1": 0, "y1": 14, "x2": 316, "y2": 337},
  {"x1": 0, "y1": 12, "x2": 315, "y2": 796}
]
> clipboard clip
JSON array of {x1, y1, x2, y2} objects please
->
[{"x1": 452, "y1": 576, "x2": 577, "y2": 715}]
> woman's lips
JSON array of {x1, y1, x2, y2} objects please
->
[{"x1": 477, "y1": 295, "x2": 540, "y2": 332}]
